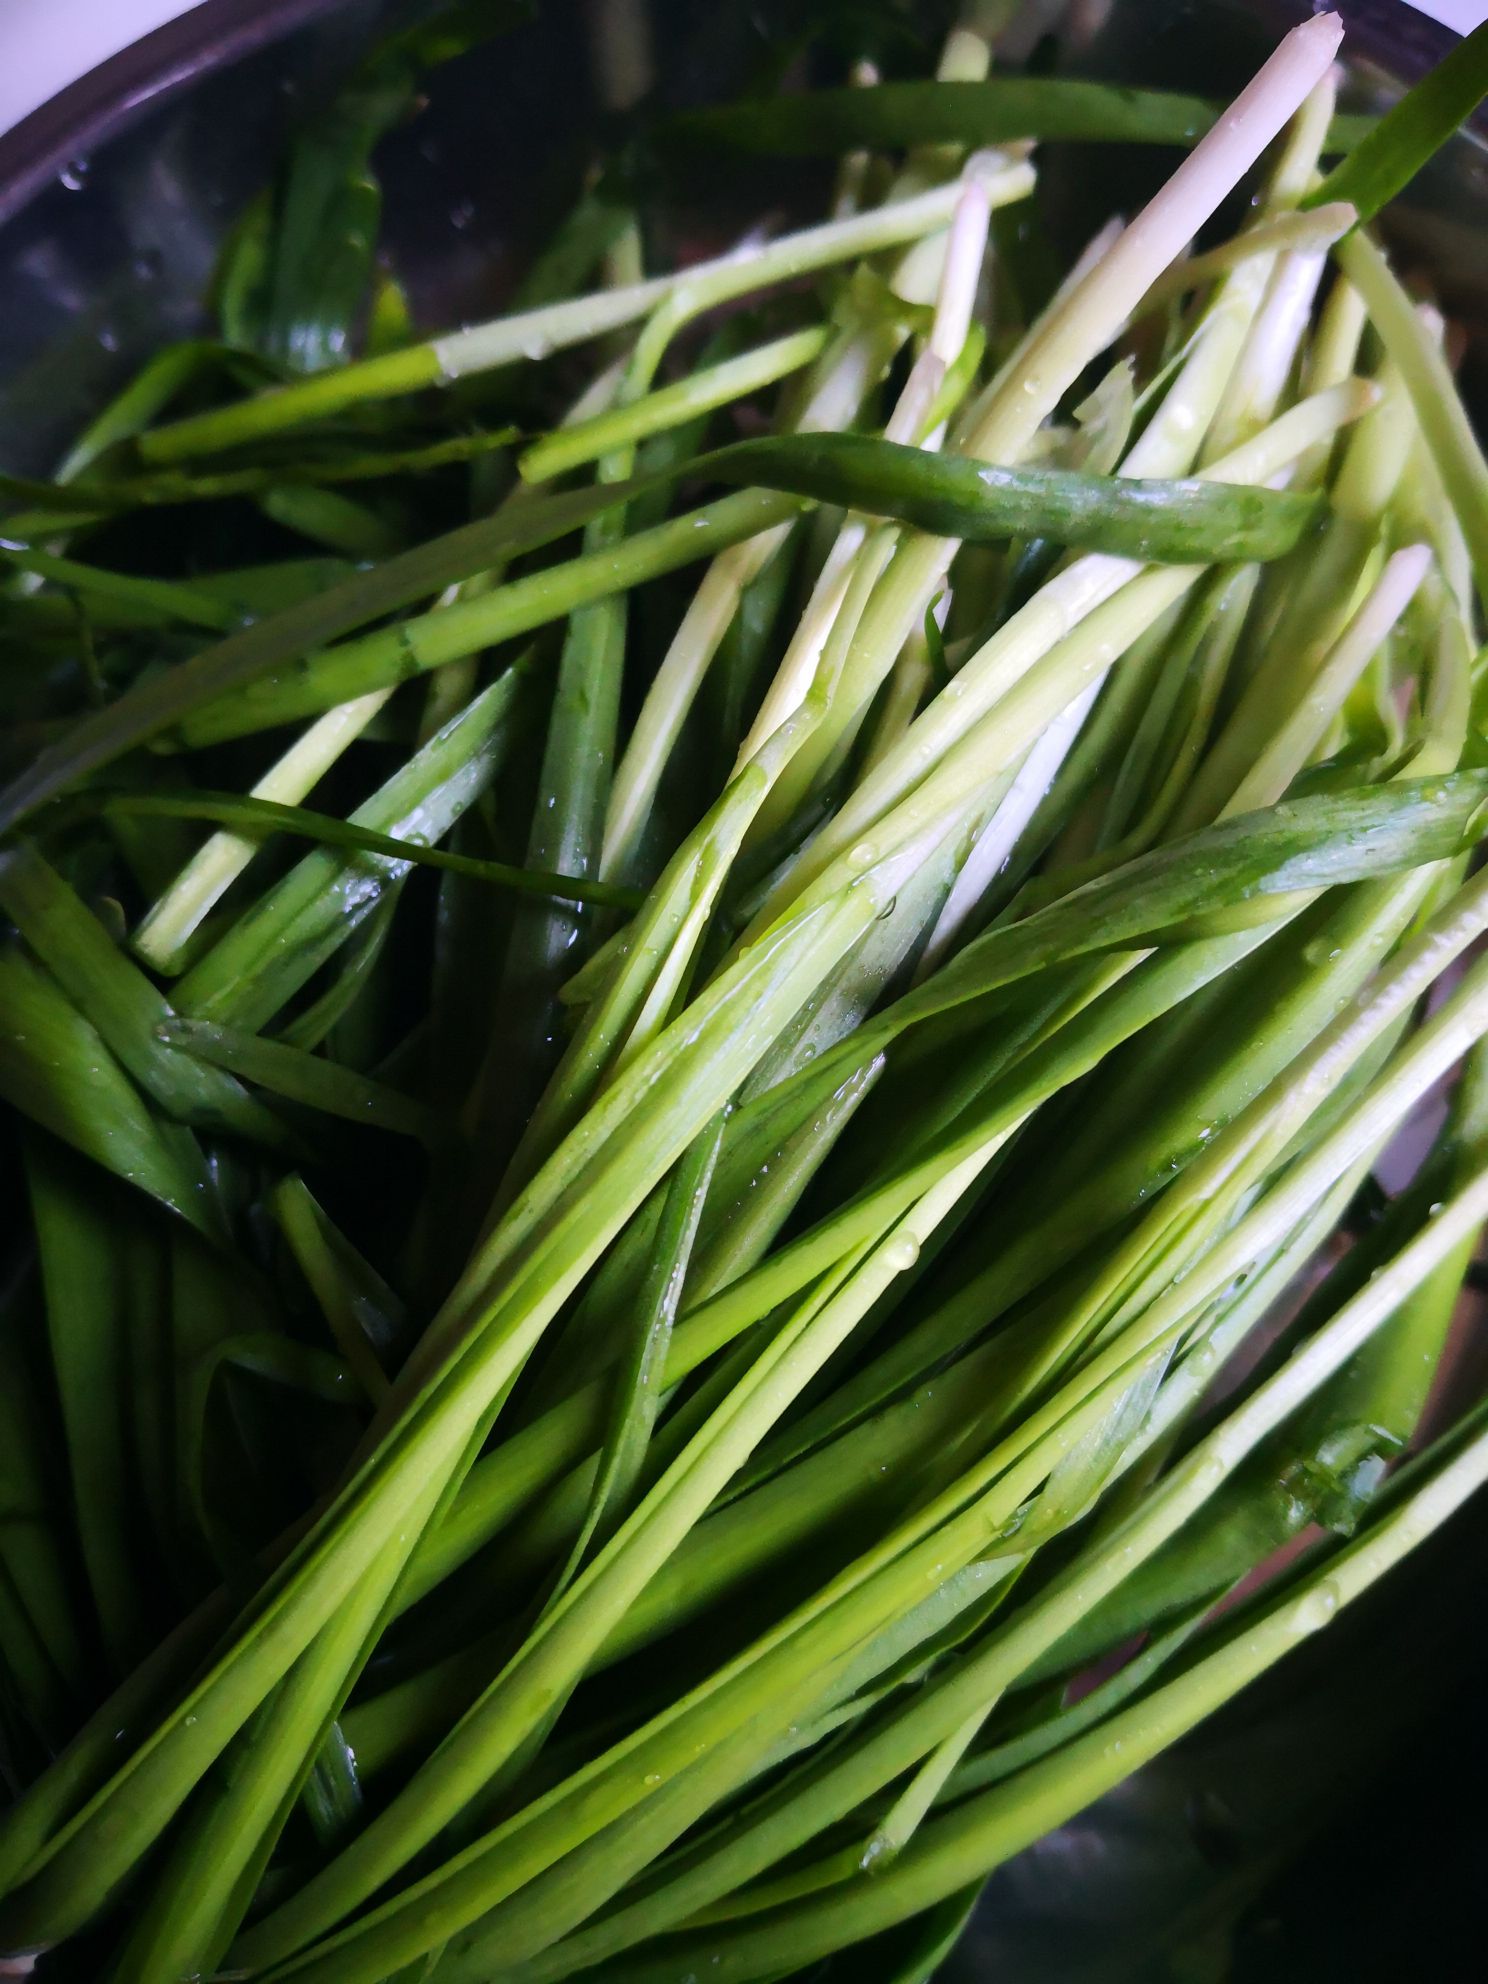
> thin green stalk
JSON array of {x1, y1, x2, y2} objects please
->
[
  {"x1": 138, "y1": 172, "x2": 1014, "y2": 463},
  {"x1": 272, "y1": 1177, "x2": 399, "y2": 1402},
  {"x1": 156, "y1": 1017, "x2": 442, "y2": 1143},
  {"x1": 1305, "y1": 19, "x2": 1488, "y2": 224},
  {"x1": 602, "y1": 1378, "x2": 1488, "y2": 1982},
  {"x1": 1140, "y1": 202, "x2": 1355, "y2": 316},
  {"x1": 0, "y1": 844, "x2": 285, "y2": 1147},
  {"x1": 170, "y1": 669, "x2": 530, "y2": 1029},
  {"x1": 1222, "y1": 541, "x2": 1432, "y2": 815},
  {"x1": 0, "y1": 545, "x2": 242, "y2": 631},
  {"x1": 132, "y1": 689, "x2": 396, "y2": 971},
  {"x1": 668, "y1": 79, "x2": 1375, "y2": 157},
  {"x1": 27, "y1": 1148, "x2": 148, "y2": 1676},
  {"x1": 520, "y1": 326, "x2": 832, "y2": 483},
  {"x1": 1338, "y1": 227, "x2": 1488, "y2": 609},
  {"x1": 552, "y1": 1114, "x2": 726, "y2": 1593},
  {"x1": 177, "y1": 489, "x2": 804, "y2": 745},
  {"x1": 105, "y1": 790, "x2": 643, "y2": 913}
]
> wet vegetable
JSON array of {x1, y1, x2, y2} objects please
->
[{"x1": 2, "y1": 6, "x2": 1488, "y2": 1983}]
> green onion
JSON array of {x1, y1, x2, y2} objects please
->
[
  {"x1": 3, "y1": 11, "x2": 1487, "y2": 1983},
  {"x1": 667, "y1": 78, "x2": 1373, "y2": 158},
  {"x1": 81, "y1": 790, "x2": 644, "y2": 910}
]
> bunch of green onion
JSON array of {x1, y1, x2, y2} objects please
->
[{"x1": 3, "y1": 3, "x2": 1488, "y2": 1978}]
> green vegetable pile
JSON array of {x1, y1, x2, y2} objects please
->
[{"x1": 3, "y1": 4, "x2": 1488, "y2": 1979}]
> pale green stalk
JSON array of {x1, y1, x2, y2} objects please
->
[
  {"x1": 1396, "y1": 306, "x2": 1476, "y2": 615},
  {"x1": 757, "y1": 121, "x2": 1381, "y2": 888},
  {"x1": 418, "y1": 349, "x2": 631, "y2": 743},
  {"x1": 915, "y1": 678, "x2": 1101, "y2": 975},
  {"x1": 599, "y1": 524, "x2": 794, "y2": 877},
  {"x1": 508, "y1": 705, "x2": 833, "y2": 1197},
  {"x1": 598, "y1": 238, "x2": 950, "y2": 880},
  {"x1": 138, "y1": 172, "x2": 1018, "y2": 464},
  {"x1": 577, "y1": 156, "x2": 1030, "y2": 407},
  {"x1": 901, "y1": 14, "x2": 1005, "y2": 186},
  {"x1": 711, "y1": 170, "x2": 1009, "y2": 804},
  {"x1": 743, "y1": 172, "x2": 997, "y2": 830},
  {"x1": 933, "y1": 184, "x2": 1302, "y2": 920},
  {"x1": 1019, "y1": 569, "x2": 1259, "y2": 912},
  {"x1": 1224, "y1": 541, "x2": 1433, "y2": 815},
  {"x1": 852, "y1": 614, "x2": 938, "y2": 778},
  {"x1": 1292, "y1": 270, "x2": 1367, "y2": 487},
  {"x1": 132, "y1": 688, "x2": 394, "y2": 971},
  {"x1": 520, "y1": 326, "x2": 831, "y2": 484},
  {"x1": 742, "y1": 383, "x2": 1377, "y2": 941},
  {"x1": 950, "y1": 214, "x2": 1123, "y2": 453},
  {"x1": 587, "y1": 0, "x2": 652, "y2": 112},
  {"x1": 734, "y1": 515, "x2": 872, "y2": 764},
  {"x1": 734, "y1": 167, "x2": 995, "y2": 824},
  {"x1": 1199, "y1": 69, "x2": 1339, "y2": 460},
  {"x1": 1199, "y1": 218, "x2": 1329, "y2": 458},
  {"x1": 180, "y1": 488, "x2": 807, "y2": 746},
  {"x1": 971, "y1": 14, "x2": 1343, "y2": 465},
  {"x1": 1337, "y1": 225, "x2": 1488, "y2": 608},
  {"x1": 1140, "y1": 201, "x2": 1355, "y2": 317},
  {"x1": 1170, "y1": 358, "x2": 1414, "y2": 832}
]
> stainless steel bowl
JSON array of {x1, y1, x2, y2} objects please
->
[{"x1": 1, "y1": 4, "x2": 1484, "y2": 1976}]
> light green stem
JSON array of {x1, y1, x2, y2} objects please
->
[
  {"x1": 520, "y1": 326, "x2": 831, "y2": 484},
  {"x1": 139, "y1": 170, "x2": 1029, "y2": 464}
]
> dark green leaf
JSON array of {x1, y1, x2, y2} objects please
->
[
  {"x1": 0, "y1": 844, "x2": 287, "y2": 1146},
  {"x1": 0, "y1": 472, "x2": 659, "y2": 832},
  {"x1": 0, "y1": 950, "x2": 216, "y2": 1227},
  {"x1": 0, "y1": 546, "x2": 243, "y2": 633},
  {"x1": 1304, "y1": 21, "x2": 1488, "y2": 224},
  {"x1": 0, "y1": 1273, "x2": 92, "y2": 1727},
  {"x1": 159, "y1": 1015, "x2": 444, "y2": 1143},
  {"x1": 240, "y1": 2, "x2": 531, "y2": 373},
  {"x1": 28, "y1": 1144, "x2": 155, "y2": 1673},
  {"x1": 70, "y1": 791, "x2": 642, "y2": 910},
  {"x1": 705, "y1": 434, "x2": 1320, "y2": 565},
  {"x1": 667, "y1": 80, "x2": 1369, "y2": 158}
]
